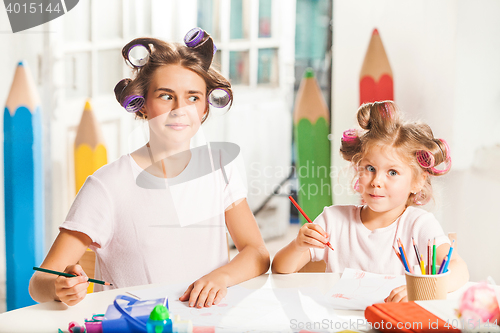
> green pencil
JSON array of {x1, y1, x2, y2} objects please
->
[
  {"x1": 33, "y1": 266, "x2": 112, "y2": 286},
  {"x1": 432, "y1": 238, "x2": 436, "y2": 275}
]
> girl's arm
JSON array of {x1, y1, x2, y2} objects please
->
[
  {"x1": 179, "y1": 198, "x2": 270, "y2": 307},
  {"x1": 272, "y1": 223, "x2": 329, "y2": 274},
  {"x1": 435, "y1": 243, "x2": 469, "y2": 292},
  {"x1": 29, "y1": 229, "x2": 92, "y2": 305}
]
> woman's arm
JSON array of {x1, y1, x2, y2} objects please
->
[
  {"x1": 29, "y1": 229, "x2": 92, "y2": 305},
  {"x1": 179, "y1": 198, "x2": 270, "y2": 307}
]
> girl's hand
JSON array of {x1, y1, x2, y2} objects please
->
[
  {"x1": 294, "y1": 223, "x2": 330, "y2": 252},
  {"x1": 179, "y1": 271, "x2": 229, "y2": 308},
  {"x1": 385, "y1": 285, "x2": 408, "y2": 303},
  {"x1": 54, "y1": 264, "x2": 89, "y2": 306}
]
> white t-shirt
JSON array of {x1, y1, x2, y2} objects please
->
[
  {"x1": 309, "y1": 205, "x2": 450, "y2": 275},
  {"x1": 60, "y1": 147, "x2": 247, "y2": 291}
]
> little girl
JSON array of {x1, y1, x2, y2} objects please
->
[
  {"x1": 272, "y1": 101, "x2": 468, "y2": 302},
  {"x1": 29, "y1": 28, "x2": 270, "y2": 307}
]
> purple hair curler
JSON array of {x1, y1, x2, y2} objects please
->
[
  {"x1": 184, "y1": 27, "x2": 217, "y2": 55},
  {"x1": 184, "y1": 28, "x2": 205, "y2": 47},
  {"x1": 123, "y1": 95, "x2": 145, "y2": 113},
  {"x1": 208, "y1": 88, "x2": 231, "y2": 108},
  {"x1": 127, "y1": 44, "x2": 150, "y2": 68}
]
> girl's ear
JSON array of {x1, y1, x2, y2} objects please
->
[{"x1": 412, "y1": 171, "x2": 428, "y2": 193}]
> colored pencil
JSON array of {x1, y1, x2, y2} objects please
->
[
  {"x1": 33, "y1": 267, "x2": 112, "y2": 286},
  {"x1": 412, "y1": 237, "x2": 421, "y2": 265},
  {"x1": 420, "y1": 254, "x2": 426, "y2": 275},
  {"x1": 4, "y1": 61, "x2": 44, "y2": 310},
  {"x1": 432, "y1": 238, "x2": 437, "y2": 275},
  {"x1": 427, "y1": 239, "x2": 431, "y2": 275},
  {"x1": 288, "y1": 196, "x2": 334, "y2": 251},
  {"x1": 293, "y1": 68, "x2": 332, "y2": 225},
  {"x1": 398, "y1": 243, "x2": 410, "y2": 273},
  {"x1": 74, "y1": 99, "x2": 108, "y2": 194},
  {"x1": 398, "y1": 239, "x2": 413, "y2": 273},
  {"x1": 359, "y1": 28, "x2": 394, "y2": 105},
  {"x1": 442, "y1": 240, "x2": 455, "y2": 273},
  {"x1": 393, "y1": 245, "x2": 403, "y2": 265},
  {"x1": 437, "y1": 256, "x2": 448, "y2": 274}
]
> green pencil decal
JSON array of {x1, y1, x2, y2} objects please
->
[{"x1": 293, "y1": 69, "x2": 333, "y2": 224}]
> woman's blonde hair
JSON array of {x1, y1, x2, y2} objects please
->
[{"x1": 340, "y1": 101, "x2": 451, "y2": 206}]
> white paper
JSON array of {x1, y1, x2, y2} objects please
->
[
  {"x1": 126, "y1": 283, "x2": 350, "y2": 332},
  {"x1": 326, "y1": 268, "x2": 406, "y2": 310}
]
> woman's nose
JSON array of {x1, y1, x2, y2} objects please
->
[{"x1": 170, "y1": 105, "x2": 187, "y2": 117}]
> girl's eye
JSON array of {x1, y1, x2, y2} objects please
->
[
  {"x1": 160, "y1": 94, "x2": 173, "y2": 101},
  {"x1": 389, "y1": 170, "x2": 398, "y2": 176},
  {"x1": 188, "y1": 96, "x2": 199, "y2": 102},
  {"x1": 366, "y1": 165, "x2": 375, "y2": 172}
]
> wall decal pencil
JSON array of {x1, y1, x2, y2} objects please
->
[
  {"x1": 4, "y1": 61, "x2": 44, "y2": 310},
  {"x1": 293, "y1": 68, "x2": 332, "y2": 225},
  {"x1": 359, "y1": 28, "x2": 394, "y2": 105},
  {"x1": 74, "y1": 99, "x2": 108, "y2": 194}
]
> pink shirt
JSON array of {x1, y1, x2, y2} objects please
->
[{"x1": 310, "y1": 205, "x2": 450, "y2": 275}]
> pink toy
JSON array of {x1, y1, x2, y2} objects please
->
[
  {"x1": 68, "y1": 321, "x2": 86, "y2": 333},
  {"x1": 458, "y1": 282, "x2": 500, "y2": 328}
]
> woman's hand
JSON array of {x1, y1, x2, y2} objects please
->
[
  {"x1": 294, "y1": 223, "x2": 330, "y2": 252},
  {"x1": 179, "y1": 271, "x2": 229, "y2": 308},
  {"x1": 385, "y1": 285, "x2": 408, "y2": 303},
  {"x1": 54, "y1": 264, "x2": 89, "y2": 306}
]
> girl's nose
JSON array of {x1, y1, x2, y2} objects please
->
[{"x1": 371, "y1": 175, "x2": 382, "y2": 188}]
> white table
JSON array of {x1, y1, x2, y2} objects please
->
[{"x1": 0, "y1": 273, "x2": 479, "y2": 333}]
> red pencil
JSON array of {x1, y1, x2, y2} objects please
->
[
  {"x1": 393, "y1": 245, "x2": 404, "y2": 266},
  {"x1": 288, "y1": 196, "x2": 334, "y2": 251},
  {"x1": 427, "y1": 239, "x2": 432, "y2": 275}
]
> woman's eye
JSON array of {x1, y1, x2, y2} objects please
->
[
  {"x1": 366, "y1": 165, "x2": 375, "y2": 172},
  {"x1": 160, "y1": 94, "x2": 173, "y2": 100},
  {"x1": 389, "y1": 170, "x2": 398, "y2": 176},
  {"x1": 188, "y1": 96, "x2": 199, "y2": 102}
]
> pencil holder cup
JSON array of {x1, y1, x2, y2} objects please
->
[{"x1": 405, "y1": 266, "x2": 450, "y2": 301}]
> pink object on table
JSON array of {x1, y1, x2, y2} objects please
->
[{"x1": 458, "y1": 282, "x2": 500, "y2": 326}]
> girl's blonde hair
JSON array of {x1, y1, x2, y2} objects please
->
[
  {"x1": 340, "y1": 101, "x2": 451, "y2": 206},
  {"x1": 114, "y1": 37, "x2": 232, "y2": 122}
]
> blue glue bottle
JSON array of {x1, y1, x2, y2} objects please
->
[{"x1": 147, "y1": 304, "x2": 172, "y2": 333}]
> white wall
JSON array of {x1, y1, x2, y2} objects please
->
[{"x1": 332, "y1": 0, "x2": 500, "y2": 282}]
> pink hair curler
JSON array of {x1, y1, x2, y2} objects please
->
[
  {"x1": 380, "y1": 102, "x2": 393, "y2": 119},
  {"x1": 415, "y1": 139, "x2": 451, "y2": 175},
  {"x1": 342, "y1": 129, "x2": 359, "y2": 143}
]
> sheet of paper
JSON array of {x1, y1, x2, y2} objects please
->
[
  {"x1": 127, "y1": 282, "x2": 351, "y2": 332},
  {"x1": 326, "y1": 268, "x2": 406, "y2": 310}
]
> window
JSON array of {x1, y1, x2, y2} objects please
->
[
  {"x1": 63, "y1": 0, "x2": 152, "y2": 98},
  {"x1": 197, "y1": 0, "x2": 280, "y2": 87}
]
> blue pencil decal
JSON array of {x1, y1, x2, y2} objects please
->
[{"x1": 4, "y1": 61, "x2": 44, "y2": 310}]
